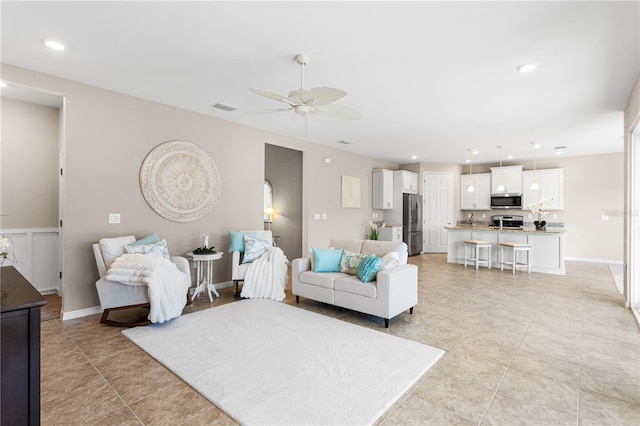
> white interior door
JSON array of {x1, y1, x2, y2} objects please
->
[{"x1": 423, "y1": 172, "x2": 454, "y2": 253}]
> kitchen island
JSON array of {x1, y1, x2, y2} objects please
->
[{"x1": 445, "y1": 226, "x2": 566, "y2": 275}]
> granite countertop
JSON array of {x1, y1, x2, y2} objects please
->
[{"x1": 445, "y1": 225, "x2": 567, "y2": 234}]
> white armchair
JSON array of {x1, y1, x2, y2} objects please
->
[
  {"x1": 231, "y1": 230, "x2": 272, "y2": 296},
  {"x1": 93, "y1": 236, "x2": 191, "y2": 326}
]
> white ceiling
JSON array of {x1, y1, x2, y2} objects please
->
[{"x1": 2, "y1": 1, "x2": 638, "y2": 164}]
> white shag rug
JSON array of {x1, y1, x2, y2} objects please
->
[{"x1": 122, "y1": 299, "x2": 444, "y2": 426}]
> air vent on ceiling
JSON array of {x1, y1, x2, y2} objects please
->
[
  {"x1": 337, "y1": 140, "x2": 352, "y2": 145},
  {"x1": 211, "y1": 102, "x2": 239, "y2": 112}
]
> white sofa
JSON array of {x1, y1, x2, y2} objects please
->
[
  {"x1": 292, "y1": 238, "x2": 418, "y2": 327},
  {"x1": 93, "y1": 237, "x2": 191, "y2": 326}
]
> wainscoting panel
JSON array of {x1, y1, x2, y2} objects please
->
[{"x1": 1, "y1": 228, "x2": 60, "y2": 294}]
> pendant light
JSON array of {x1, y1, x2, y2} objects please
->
[
  {"x1": 496, "y1": 145, "x2": 505, "y2": 192},
  {"x1": 530, "y1": 142, "x2": 540, "y2": 190},
  {"x1": 466, "y1": 149, "x2": 475, "y2": 192}
]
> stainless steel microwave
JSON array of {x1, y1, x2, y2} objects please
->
[{"x1": 490, "y1": 193, "x2": 522, "y2": 209}]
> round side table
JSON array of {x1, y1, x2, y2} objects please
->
[{"x1": 185, "y1": 251, "x2": 223, "y2": 302}]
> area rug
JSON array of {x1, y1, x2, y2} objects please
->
[{"x1": 122, "y1": 299, "x2": 444, "y2": 426}]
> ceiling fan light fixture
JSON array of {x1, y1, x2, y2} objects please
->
[{"x1": 250, "y1": 53, "x2": 360, "y2": 124}]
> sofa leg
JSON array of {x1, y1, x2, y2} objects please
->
[
  {"x1": 384, "y1": 318, "x2": 389, "y2": 328},
  {"x1": 410, "y1": 307, "x2": 414, "y2": 315},
  {"x1": 295, "y1": 295, "x2": 299, "y2": 303}
]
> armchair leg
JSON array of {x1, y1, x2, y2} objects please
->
[
  {"x1": 384, "y1": 318, "x2": 389, "y2": 328},
  {"x1": 100, "y1": 303, "x2": 151, "y2": 327},
  {"x1": 410, "y1": 307, "x2": 414, "y2": 314},
  {"x1": 295, "y1": 295, "x2": 300, "y2": 303}
]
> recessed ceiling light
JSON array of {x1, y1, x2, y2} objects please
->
[
  {"x1": 43, "y1": 38, "x2": 65, "y2": 51},
  {"x1": 410, "y1": 155, "x2": 418, "y2": 160},
  {"x1": 337, "y1": 140, "x2": 351, "y2": 145},
  {"x1": 517, "y1": 63, "x2": 536, "y2": 73},
  {"x1": 464, "y1": 159, "x2": 471, "y2": 163},
  {"x1": 0, "y1": 82, "x2": 7, "y2": 88},
  {"x1": 506, "y1": 155, "x2": 514, "y2": 160},
  {"x1": 471, "y1": 150, "x2": 479, "y2": 155},
  {"x1": 554, "y1": 145, "x2": 566, "y2": 155}
]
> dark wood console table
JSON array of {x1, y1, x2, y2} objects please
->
[{"x1": 1, "y1": 266, "x2": 46, "y2": 426}]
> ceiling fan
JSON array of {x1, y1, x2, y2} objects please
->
[{"x1": 250, "y1": 54, "x2": 361, "y2": 120}]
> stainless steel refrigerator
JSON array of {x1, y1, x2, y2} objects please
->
[{"x1": 403, "y1": 193, "x2": 423, "y2": 255}]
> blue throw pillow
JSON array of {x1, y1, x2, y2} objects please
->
[
  {"x1": 356, "y1": 255, "x2": 382, "y2": 283},
  {"x1": 312, "y1": 247, "x2": 343, "y2": 272},
  {"x1": 129, "y1": 233, "x2": 160, "y2": 246},
  {"x1": 228, "y1": 230, "x2": 257, "y2": 253}
]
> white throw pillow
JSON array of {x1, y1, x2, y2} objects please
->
[
  {"x1": 242, "y1": 235, "x2": 271, "y2": 264},
  {"x1": 99, "y1": 235, "x2": 136, "y2": 269},
  {"x1": 379, "y1": 252, "x2": 400, "y2": 271}
]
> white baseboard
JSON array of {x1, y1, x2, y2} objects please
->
[
  {"x1": 214, "y1": 281, "x2": 233, "y2": 289},
  {"x1": 565, "y1": 257, "x2": 623, "y2": 265},
  {"x1": 62, "y1": 305, "x2": 102, "y2": 321},
  {"x1": 61, "y1": 282, "x2": 233, "y2": 321},
  {"x1": 40, "y1": 288, "x2": 61, "y2": 296}
]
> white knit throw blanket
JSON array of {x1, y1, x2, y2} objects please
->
[
  {"x1": 106, "y1": 253, "x2": 188, "y2": 323},
  {"x1": 241, "y1": 247, "x2": 289, "y2": 301}
]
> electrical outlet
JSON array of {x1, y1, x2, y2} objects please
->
[
  {"x1": 602, "y1": 214, "x2": 610, "y2": 221},
  {"x1": 314, "y1": 213, "x2": 320, "y2": 220},
  {"x1": 467, "y1": 213, "x2": 471, "y2": 218},
  {"x1": 373, "y1": 213, "x2": 378, "y2": 219},
  {"x1": 108, "y1": 213, "x2": 121, "y2": 224},
  {"x1": 553, "y1": 214, "x2": 558, "y2": 220},
  {"x1": 322, "y1": 213, "x2": 327, "y2": 220},
  {"x1": 528, "y1": 213, "x2": 532, "y2": 219},
  {"x1": 481, "y1": 214, "x2": 486, "y2": 218}
]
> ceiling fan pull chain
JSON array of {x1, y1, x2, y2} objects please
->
[{"x1": 300, "y1": 62, "x2": 305, "y2": 89}]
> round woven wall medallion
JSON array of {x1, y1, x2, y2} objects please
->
[{"x1": 140, "y1": 140, "x2": 221, "y2": 222}]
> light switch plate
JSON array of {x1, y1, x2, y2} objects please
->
[
  {"x1": 322, "y1": 213, "x2": 327, "y2": 220},
  {"x1": 108, "y1": 213, "x2": 121, "y2": 224}
]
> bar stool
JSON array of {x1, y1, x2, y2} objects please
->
[
  {"x1": 464, "y1": 240, "x2": 492, "y2": 270},
  {"x1": 500, "y1": 242, "x2": 532, "y2": 274}
]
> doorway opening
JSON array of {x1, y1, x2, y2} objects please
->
[
  {"x1": 264, "y1": 144, "x2": 303, "y2": 260},
  {"x1": 0, "y1": 83, "x2": 65, "y2": 319},
  {"x1": 629, "y1": 123, "x2": 640, "y2": 325}
]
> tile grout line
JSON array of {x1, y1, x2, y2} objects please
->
[{"x1": 476, "y1": 287, "x2": 548, "y2": 426}]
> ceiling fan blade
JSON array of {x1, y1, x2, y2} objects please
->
[
  {"x1": 302, "y1": 87, "x2": 347, "y2": 106},
  {"x1": 248, "y1": 107, "x2": 293, "y2": 115},
  {"x1": 314, "y1": 104, "x2": 361, "y2": 120},
  {"x1": 250, "y1": 88, "x2": 297, "y2": 106}
]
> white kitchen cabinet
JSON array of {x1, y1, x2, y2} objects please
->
[
  {"x1": 372, "y1": 169, "x2": 394, "y2": 209},
  {"x1": 395, "y1": 170, "x2": 418, "y2": 194},
  {"x1": 522, "y1": 168, "x2": 565, "y2": 210},
  {"x1": 490, "y1": 165, "x2": 523, "y2": 194},
  {"x1": 378, "y1": 226, "x2": 403, "y2": 242},
  {"x1": 460, "y1": 173, "x2": 491, "y2": 210}
]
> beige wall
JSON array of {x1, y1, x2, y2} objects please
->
[
  {"x1": 1, "y1": 99, "x2": 59, "y2": 228},
  {"x1": 2, "y1": 64, "x2": 397, "y2": 313},
  {"x1": 455, "y1": 154, "x2": 625, "y2": 262}
]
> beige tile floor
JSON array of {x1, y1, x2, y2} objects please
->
[{"x1": 41, "y1": 254, "x2": 640, "y2": 425}]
